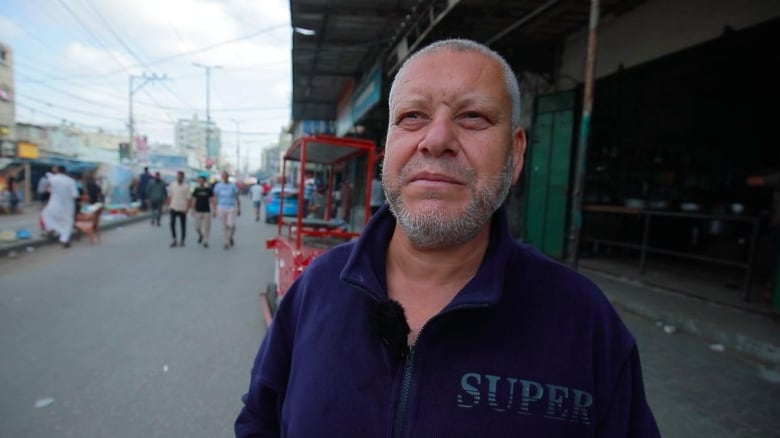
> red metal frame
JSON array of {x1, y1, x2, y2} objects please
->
[{"x1": 263, "y1": 135, "x2": 377, "y2": 323}]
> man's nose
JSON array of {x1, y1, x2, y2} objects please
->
[{"x1": 417, "y1": 115, "x2": 459, "y2": 157}]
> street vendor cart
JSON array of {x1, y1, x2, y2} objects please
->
[{"x1": 261, "y1": 134, "x2": 378, "y2": 325}]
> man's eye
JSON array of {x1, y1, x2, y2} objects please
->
[
  {"x1": 399, "y1": 112, "x2": 422, "y2": 121},
  {"x1": 395, "y1": 112, "x2": 425, "y2": 126},
  {"x1": 459, "y1": 112, "x2": 491, "y2": 129}
]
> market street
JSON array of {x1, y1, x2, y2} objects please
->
[
  {"x1": 0, "y1": 208, "x2": 275, "y2": 437},
  {"x1": 1, "y1": 206, "x2": 779, "y2": 437}
]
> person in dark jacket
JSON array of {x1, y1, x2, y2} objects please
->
[
  {"x1": 235, "y1": 38, "x2": 660, "y2": 437},
  {"x1": 145, "y1": 172, "x2": 167, "y2": 226},
  {"x1": 137, "y1": 167, "x2": 151, "y2": 210}
]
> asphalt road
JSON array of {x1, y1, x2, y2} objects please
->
[
  {"x1": 0, "y1": 206, "x2": 276, "y2": 437},
  {"x1": 1, "y1": 203, "x2": 778, "y2": 437}
]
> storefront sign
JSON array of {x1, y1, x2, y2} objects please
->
[{"x1": 16, "y1": 141, "x2": 39, "y2": 159}]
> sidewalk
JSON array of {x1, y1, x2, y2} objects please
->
[
  {"x1": 0, "y1": 206, "x2": 150, "y2": 256},
  {"x1": 584, "y1": 267, "x2": 780, "y2": 366}
]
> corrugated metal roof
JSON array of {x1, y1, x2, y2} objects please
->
[{"x1": 290, "y1": 0, "x2": 644, "y2": 123}]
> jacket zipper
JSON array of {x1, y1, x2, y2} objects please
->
[
  {"x1": 389, "y1": 303, "x2": 489, "y2": 438},
  {"x1": 393, "y1": 346, "x2": 415, "y2": 438}
]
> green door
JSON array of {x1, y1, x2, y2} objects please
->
[{"x1": 523, "y1": 91, "x2": 576, "y2": 259}]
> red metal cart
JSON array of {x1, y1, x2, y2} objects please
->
[{"x1": 261, "y1": 134, "x2": 378, "y2": 325}]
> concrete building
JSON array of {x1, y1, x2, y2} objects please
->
[
  {"x1": 0, "y1": 42, "x2": 15, "y2": 158},
  {"x1": 174, "y1": 114, "x2": 221, "y2": 169}
]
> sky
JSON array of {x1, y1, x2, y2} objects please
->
[{"x1": 0, "y1": 0, "x2": 293, "y2": 170}]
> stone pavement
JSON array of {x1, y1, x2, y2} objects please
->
[
  {"x1": 586, "y1": 269, "x2": 780, "y2": 437},
  {"x1": 586, "y1": 268, "x2": 780, "y2": 366}
]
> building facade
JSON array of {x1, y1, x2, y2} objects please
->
[
  {"x1": 0, "y1": 42, "x2": 15, "y2": 158},
  {"x1": 174, "y1": 114, "x2": 221, "y2": 169}
]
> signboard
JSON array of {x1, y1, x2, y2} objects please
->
[
  {"x1": 16, "y1": 141, "x2": 39, "y2": 159},
  {"x1": 336, "y1": 64, "x2": 382, "y2": 136}
]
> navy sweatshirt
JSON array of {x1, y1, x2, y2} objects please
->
[{"x1": 236, "y1": 206, "x2": 660, "y2": 437}]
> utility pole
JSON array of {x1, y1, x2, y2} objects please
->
[
  {"x1": 193, "y1": 63, "x2": 222, "y2": 168},
  {"x1": 128, "y1": 73, "x2": 166, "y2": 162},
  {"x1": 231, "y1": 119, "x2": 240, "y2": 175}
]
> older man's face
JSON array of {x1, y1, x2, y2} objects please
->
[{"x1": 383, "y1": 49, "x2": 525, "y2": 249}]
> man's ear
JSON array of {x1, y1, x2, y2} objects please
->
[{"x1": 511, "y1": 128, "x2": 527, "y2": 184}]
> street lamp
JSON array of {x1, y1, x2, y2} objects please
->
[
  {"x1": 193, "y1": 63, "x2": 222, "y2": 167},
  {"x1": 128, "y1": 73, "x2": 166, "y2": 161}
]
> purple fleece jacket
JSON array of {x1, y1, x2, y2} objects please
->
[{"x1": 235, "y1": 205, "x2": 660, "y2": 437}]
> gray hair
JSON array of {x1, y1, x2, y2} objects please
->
[{"x1": 388, "y1": 38, "x2": 522, "y2": 131}]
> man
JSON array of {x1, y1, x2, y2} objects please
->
[
  {"x1": 235, "y1": 39, "x2": 659, "y2": 436},
  {"x1": 166, "y1": 170, "x2": 190, "y2": 247},
  {"x1": 306, "y1": 181, "x2": 327, "y2": 219},
  {"x1": 190, "y1": 174, "x2": 215, "y2": 248},
  {"x1": 249, "y1": 180, "x2": 264, "y2": 222},
  {"x1": 145, "y1": 172, "x2": 167, "y2": 226},
  {"x1": 213, "y1": 171, "x2": 240, "y2": 250},
  {"x1": 41, "y1": 166, "x2": 79, "y2": 248},
  {"x1": 137, "y1": 167, "x2": 151, "y2": 210}
]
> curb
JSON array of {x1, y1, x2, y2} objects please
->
[
  {"x1": 0, "y1": 213, "x2": 152, "y2": 258},
  {"x1": 587, "y1": 269, "x2": 780, "y2": 366}
]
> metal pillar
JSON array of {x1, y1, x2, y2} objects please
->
[{"x1": 566, "y1": 0, "x2": 600, "y2": 269}]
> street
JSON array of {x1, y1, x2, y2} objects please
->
[
  {"x1": 0, "y1": 207, "x2": 274, "y2": 437},
  {"x1": 1, "y1": 205, "x2": 779, "y2": 437}
]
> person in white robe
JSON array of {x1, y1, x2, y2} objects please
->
[{"x1": 41, "y1": 167, "x2": 79, "y2": 246}]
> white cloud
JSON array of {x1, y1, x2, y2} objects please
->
[
  {"x1": 12, "y1": 0, "x2": 293, "y2": 158},
  {"x1": 0, "y1": 15, "x2": 24, "y2": 41},
  {"x1": 62, "y1": 42, "x2": 136, "y2": 75}
]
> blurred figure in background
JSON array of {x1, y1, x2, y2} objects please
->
[
  {"x1": 137, "y1": 167, "x2": 151, "y2": 210},
  {"x1": 190, "y1": 175, "x2": 214, "y2": 248},
  {"x1": 146, "y1": 172, "x2": 167, "y2": 226},
  {"x1": 249, "y1": 180, "x2": 264, "y2": 222},
  {"x1": 166, "y1": 170, "x2": 190, "y2": 247},
  {"x1": 213, "y1": 171, "x2": 241, "y2": 250},
  {"x1": 85, "y1": 176, "x2": 102, "y2": 205},
  {"x1": 41, "y1": 166, "x2": 79, "y2": 248}
]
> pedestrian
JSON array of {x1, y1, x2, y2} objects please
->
[
  {"x1": 36, "y1": 173, "x2": 50, "y2": 207},
  {"x1": 2, "y1": 176, "x2": 21, "y2": 214},
  {"x1": 370, "y1": 173, "x2": 384, "y2": 215},
  {"x1": 137, "y1": 166, "x2": 151, "y2": 210},
  {"x1": 235, "y1": 39, "x2": 660, "y2": 437},
  {"x1": 249, "y1": 180, "x2": 264, "y2": 222},
  {"x1": 85, "y1": 175, "x2": 102, "y2": 205},
  {"x1": 166, "y1": 170, "x2": 190, "y2": 247},
  {"x1": 145, "y1": 172, "x2": 167, "y2": 226},
  {"x1": 40, "y1": 166, "x2": 79, "y2": 248},
  {"x1": 190, "y1": 174, "x2": 215, "y2": 248},
  {"x1": 213, "y1": 170, "x2": 240, "y2": 250}
]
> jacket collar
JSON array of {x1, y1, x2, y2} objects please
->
[{"x1": 341, "y1": 204, "x2": 514, "y2": 308}]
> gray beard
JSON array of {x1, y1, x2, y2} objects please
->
[{"x1": 384, "y1": 156, "x2": 512, "y2": 249}]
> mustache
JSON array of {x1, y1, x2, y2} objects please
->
[{"x1": 398, "y1": 156, "x2": 476, "y2": 183}]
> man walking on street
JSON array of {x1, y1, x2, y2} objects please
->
[
  {"x1": 213, "y1": 171, "x2": 240, "y2": 250},
  {"x1": 190, "y1": 174, "x2": 215, "y2": 248},
  {"x1": 137, "y1": 167, "x2": 151, "y2": 210},
  {"x1": 145, "y1": 172, "x2": 167, "y2": 226},
  {"x1": 166, "y1": 170, "x2": 190, "y2": 247},
  {"x1": 249, "y1": 180, "x2": 264, "y2": 222},
  {"x1": 41, "y1": 166, "x2": 79, "y2": 248}
]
